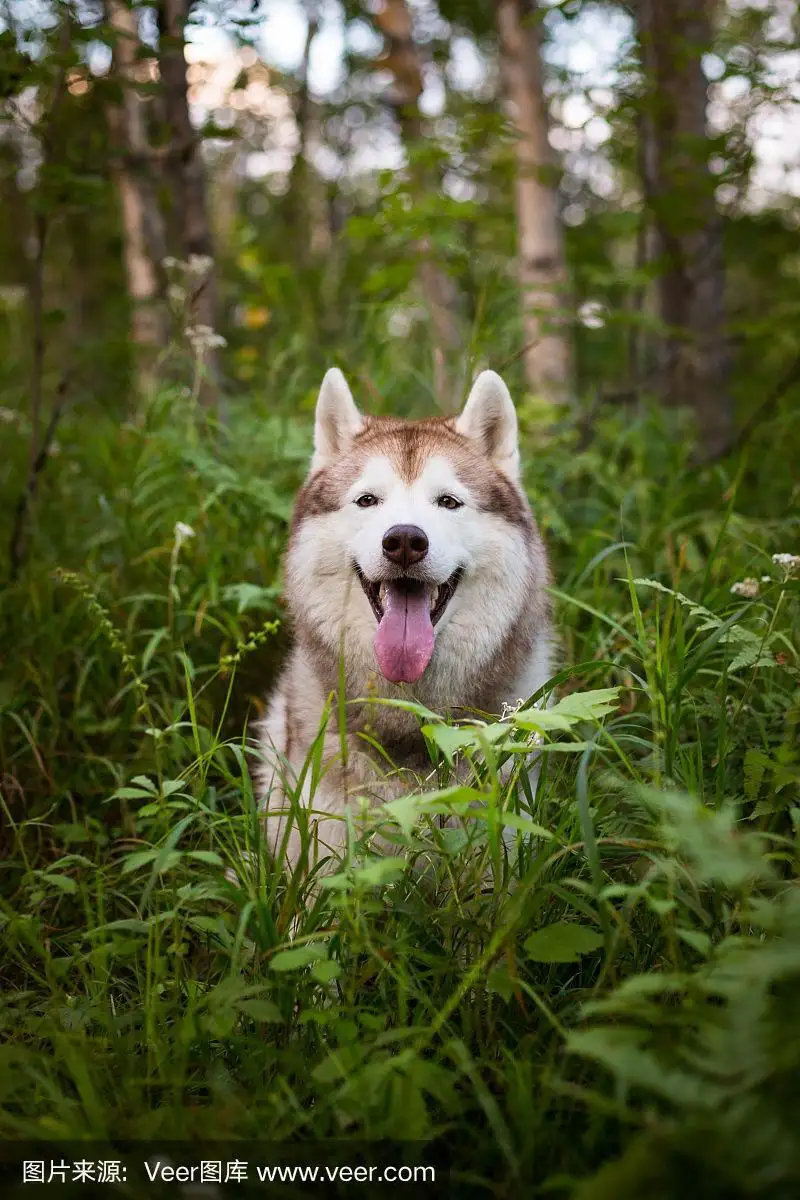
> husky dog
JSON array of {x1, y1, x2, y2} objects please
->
[{"x1": 256, "y1": 369, "x2": 553, "y2": 872}]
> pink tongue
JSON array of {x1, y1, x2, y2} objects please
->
[{"x1": 374, "y1": 583, "x2": 434, "y2": 684}]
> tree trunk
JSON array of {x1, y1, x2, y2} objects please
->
[
  {"x1": 284, "y1": 12, "x2": 319, "y2": 267},
  {"x1": 157, "y1": 0, "x2": 219, "y2": 392},
  {"x1": 637, "y1": 0, "x2": 732, "y2": 459},
  {"x1": 372, "y1": 0, "x2": 462, "y2": 411},
  {"x1": 106, "y1": 0, "x2": 166, "y2": 392},
  {"x1": 496, "y1": 0, "x2": 572, "y2": 403}
]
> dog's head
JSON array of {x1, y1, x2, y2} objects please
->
[{"x1": 287, "y1": 369, "x2": 545, "y2": 689}]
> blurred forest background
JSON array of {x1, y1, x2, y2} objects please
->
[
  {"x1": 1, "y1": 1, "x2": 800, "y2": 1195},
  {"x1": 2, "y1": 0, "x2": 799, "y2": 449}
]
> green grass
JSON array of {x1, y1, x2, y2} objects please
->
[{"x1": 1, "y1": 368, "x2": 799, "y2": 1197}]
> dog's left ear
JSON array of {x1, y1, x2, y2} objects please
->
[
  {"x1": 455, "y1": 371, "x2": 520, "y2": 481},
  {"x1": 312, "y1": 369, "x2": 364, "y2": 471}
]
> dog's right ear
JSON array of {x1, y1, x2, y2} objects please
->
[{"x1": 311, "y1": 369, "x2": 364, "y2": 471}]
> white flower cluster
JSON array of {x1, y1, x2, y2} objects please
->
[
  {"x1": 174, "y1": 520, "x2": 195, "y2": 547},
  {"x1": 185, "y1": 324, "x2": 227, "y2": 353},
  {"x1": 0, "y1": 285, "x2": 26, "y2": 310},
  {"x1": 772, "y1": 552, "x2": 800, "y2": 579},
  {"x1": 162, "y1": 254, "x2": 214, "y2": 279},
  {"x1": 386, "y1": 304, "x2": 426, "y2": 339},
  {"x1": 163, "y1": 255, "x2": 215, "y2": 314},
  {"x1": 730, "y1": 554, "x2": 800, "y2": 595},
  {"x1": 730, "y1": 578, "x2": 760, "y2": 598}
]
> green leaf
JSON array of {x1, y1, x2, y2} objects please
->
[
  {"x1": 187, "y1": 916, "x2": 224, "y2": 935},
  {"x1": 514, "y1": 689, "x2": 621, "y2": 733},
  {"x1": 233, "y1": 998, "x2": 283, "y2": 1023},
  {"x1": 675, "y1": 927, "x2": 711, "y2": 956},
  {"x1": 311, "y1": 960, "x2": 342, "y2": 984},
  {"x1": 141, "y1": 628, "x2": 169, "y2": 672},
  {"x1": 320, "y1": 857, "x2": 406, "y2": 890},
  {"x1": 136, "y1": 803, "x2": 162, "y2": 819},
  {"x1": 383, "y1": 785, "x2": 485, "y2": 835},
  {"x1": 186, "y1": 851, "x2": 225, "y2": 867},
  {"x1": 269, "y1": 944, "x2": 327, "y2": 971},
  {"x1": 359, "y1": 697, "x2": 443, "y2": 722},
  {"x1": 421, "y1": 723, "x2": 479, "y2": 762},
  {"x1": 86, "y1": 916, "x2": 173, "y2": 936},
  {"x1": 744, "y1": 749, "x2": 772, "y2": 804},
  {"x1": 636, "y1": 787, "x2": 773, "y2": 888},
  {"x1": 161, "y1": 780, "x2": 185, "y2": 797},
  {"x1": 467, "y1": 810, "x2": 555, "y2": 840},
  {"x1": 348, "y1": 858, "x2": 406, "y2": 887},
  {"x1": 223, "y1": 582, "x2": 280, "y2": 613},
  {"x1": 120, "y1": 849, "x2": 160, "y2": 873},
  {"x1": 41, "y1": 874, "x2": 77, "y2": 894},
  {"x1": 567, "y1": 1027, "x2": 726, "y2": 1108},
  {"x1": 382, "y1": 792, "x2": 423, "y2": 836},
  {"x1": 123, "y1": 848, "x2": 182, "y2": 876},
  {"x1": 524, "y1": 922, "x2": 604, "y2": 963},
  {"x1": 486, "y1": 964, "x2": 515, "y2": 1002},
  {"x1": 547, "y1": 688, "x2": 621, "y2": 722},
  {"x1": 130, "y1": 775, "x2": 158, "y2": 793}
]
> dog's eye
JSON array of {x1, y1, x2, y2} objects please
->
[
  {"x1": 437, "y1": 494, "x2": 463, "y2": 510},
  {"x1": 355, "y1": 493, "x2": 379, "y2": 508}
]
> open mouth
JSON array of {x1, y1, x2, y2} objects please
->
[
  {"x1": 354, "y1": 565, "x2": 464, "y2": 685},
  {"x1": 354, "y1": 566, "x2": 463, "y2": 627}
]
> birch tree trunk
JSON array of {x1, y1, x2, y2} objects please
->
[
  {"x1": 158, "y1": 0, "x2": 219, "y2": 392},
  {"x1": 106, "y1": 0, "x2": 166, "y2": 390},
  {"x1": 372, "y1": 0, "x2": 462, "y2": 410},
  {"x1": 637, "y1": 0, "x2": 732, "y2": 460},
  {"x1": 497, "y1": 0, "x2": 572, "y2": 403}
]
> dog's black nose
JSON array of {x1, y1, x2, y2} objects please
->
[{"x1": 382, "y1": 524, "x2": 429, "y2": 569}]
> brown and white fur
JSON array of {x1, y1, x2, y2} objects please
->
[{"x1": 256, "y1": 369, "x2": 553, "y2": 874}]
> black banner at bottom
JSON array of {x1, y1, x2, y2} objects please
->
[{"x1": 0, "y1": 1142, "x2": 476, "y2": 1199}]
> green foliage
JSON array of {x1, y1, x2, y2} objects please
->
[
  {"x1": 524, "y1": 923, "x2": 604, "y2": 963},
  {"x1": 1, "y1": 334, "x2": 798, "y2": 1192}
]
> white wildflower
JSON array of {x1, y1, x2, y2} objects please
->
[
  {"x1": 186, "y1": 324, "x2": 226, "y2": 352},
  {"x1": 730, "y1": 578, "x2": 759, "y2": 598},
  {"x1": 174, "y1": 521, "x2": 195, "y2": 545},
  {"x1": 578, "y1": 299, "x2": 606, "y2": 329},
  {"x1": 500, "y1": 697, "x2": 526, "y2": 721},
  {"x1": 0, "y1": 285, "x2": 26, "y2": 309},
  {"x1": 387, "y1": 309, "x2": 413, "y2": 338},
  {"x1": 771, "y1": 552, "x2": 800, "y2": 578},
  {"x1": 162, "y1": 256, "x2": 179, "y2": 271},
  {"x1": 0, "y1": 406, "x2": 18, "y2": 424},
  {"x1": 761, "y1": 575, "x2": 771, "y2": 583},
  {"x1": 387, "y1": 304, "x2": 425, "y2": 339},
  {"x1": 187, "y1": 254, "x2": 214, "y2": 278}
]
